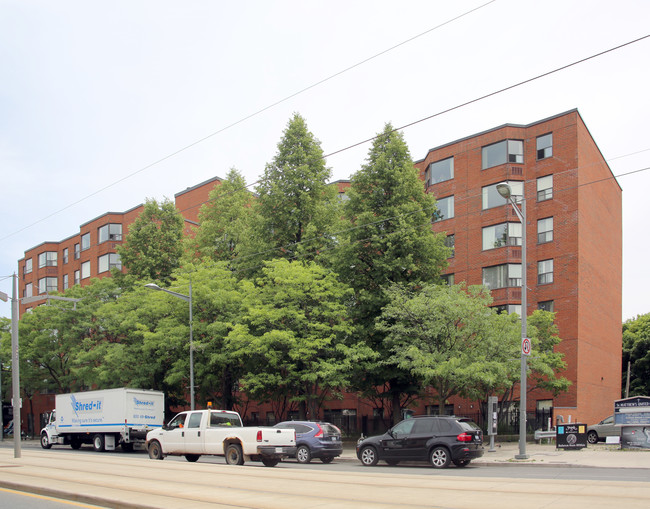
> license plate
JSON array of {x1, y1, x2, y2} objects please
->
[{"x1": 275, "y1": 447, "x2": 283, "y2": 453}]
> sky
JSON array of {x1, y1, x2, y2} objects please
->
[{"x1": 1, "y1": 0, "x2": 649, "y2": 321}]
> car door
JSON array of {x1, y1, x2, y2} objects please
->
[
  {"x1": 598, "y1": 415, "x2": 618, "y2": 437},
  {"x1": 380, "y1": 419, "x2": 415, "y2": 461},
  {"x1": 183, "y1": 412, "x2": 205, "y2": 454},
  {"x1": 163, "y1": 412, "x2": 188, "y2": 454},
  {"x1": 401, "y1": 418, "x2": 436, "y2": 460}
]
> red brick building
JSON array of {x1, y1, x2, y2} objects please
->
[
  {"x1": 13, "y1": 110, "x2": 621, "y2": 435},
  {"x1": 414, "y1": 109, "x2": 622, "y2": 426}
]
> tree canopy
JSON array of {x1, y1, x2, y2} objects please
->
[
  {"x1": 622, "y1": 313, "x2": 650, "y2": 396},
  {"x1": 116, "y1": 198, "x2": 184, "y2": 286}
]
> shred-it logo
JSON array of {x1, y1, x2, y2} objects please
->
[
  {"x1": 70, "y1": 394, "x2": 104, "y2": 417},
  {"x1": 133, "y1": 397, "x2": 155, "y2": 407}
]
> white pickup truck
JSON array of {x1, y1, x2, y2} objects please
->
[{"x1": 146, "y1": 409, "x2": 296, "y2": 467}]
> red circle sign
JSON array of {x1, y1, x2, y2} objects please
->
[{"x1": 522, "y1": 337, "x2": 532, "y2": 355}]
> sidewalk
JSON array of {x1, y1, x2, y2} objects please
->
[{"x1": 340, "y1": 441, "x2": 650, "y2": 468}]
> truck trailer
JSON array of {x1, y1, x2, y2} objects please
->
[{"x1": 40, "y1": 388, "x2": 164, "y2": 452}]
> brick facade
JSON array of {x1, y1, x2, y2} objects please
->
[{"x1": 13, "y1": 110, "x2": 621, "y2": 435}]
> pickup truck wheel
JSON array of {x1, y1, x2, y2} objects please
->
[
  {"x1": 148, "y1": 441, "x2": 164, "y2": 460},
  {"x1": 225, "y1": 444, "x2": 244, "y2": 465},
  {"x1": 296, "y1": 445, "x2": 312, "y2": 464},
  {"x1": 92, "y1": 434, "x2": 105, "y2": 452},
  {"x1": 359, "y1": 445, "x2": 379, "y2": 466},
  {"x1": 185, "y1": 454, "x2": 200, "y2": 462},
  {"x1": 40, "y1": 433, "x2": 52, "y2": 449},
  {"x1": 262, "y1": 458, "x2": 280, "y2": 467}
]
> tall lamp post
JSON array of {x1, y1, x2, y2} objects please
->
[
  {"x1": 1, "y1": 274, "x2": 22, "y2": 457},
  {"x1": 145, "y1": 281, "x2": 194, "y2": 410},
  {"x1": 496, "y1": 183, "x2": 529, "y2": 460}
]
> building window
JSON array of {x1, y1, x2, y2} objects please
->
[
  {"x1": 537, "y1": 133, "x2": 553, "y2": 160},
  {"x1": 24, "y1": 258, "x2": 33, "y2": 275},
  {"x1": 482, "y1": 222, "x2": 522, "y2": 250},
  {"x1": 98, "y1": 223, "x2": 123, "y2": 243},
  {"x1": 445, "y1": 234, "x2": 455, "y2": 258},
  {"x1": 38, "y1": 251, "x2": 58, "y2": 268},
  {"x1": 74, "y1": 243, "x2": 81, "y2": 260},
  {"x1": 38, "y1": 277, "x2": 58, "y2": 294},
  {"x1": 98, "y1": 253, "x2": 122, "y2": 273},
  {"x1": 62, "y1": 248, "x2": 69, "y2": 264},
  {"x1": 537, "y1": 175, "x2": 553, "y2": 201},
  {"x1": 81, "y1": 261, "x2": 91, "y2": 280},
  {"x1": 483, "y1": 264, "x2": 522, "y2": 290},
  {"x1": 537, "y1": 217, "x2": 553, "y2": 244},
  {"x1": 493, "y1": 304, "x2": 521, "y2": 316},
  {"x1": 425, "y1": 157, "x2": 454, "y2": 186},
  {"x1": 24, "y1": 283, "x2": 33, "y2": 298},
  {"x1": 63, "y1": 274, "x2": 69, "y2": 290},
  {"x1": 538, "y1": 259, "x2": 554, "y2": 285},
  {"x1": 482, "y1": 140, "x2": 524, "y2": 170},
  {"x1": 441, "y1": 273, "x2": 455, "y2": 286},
  {"x1": 538, "y1": 300, "x2": 554, "y2": 312},
  {"x1": 434, "y1": 196, "x2": 454, "y2": 222},
  {"x1": 482, "y1": 181, "x2": 523, "y2": 210},
  {"x1": 74, "y1": 270, "x2": 80, "y2": 286},
  {"x1": 81, "y1": 233, "x2": 90, "y2": 251}
]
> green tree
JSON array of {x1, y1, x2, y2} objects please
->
[
  {"x1": 335, "y1": 123, "x2": 449, "y2": 424},
  {"x1": 226, "y1": 259, "x2": 357, "y2": 421},
  {"x1": 377, "y1": 283, "x2": 518, "y2": 415},
  {"x1": 255, "y1": 113, "x2": 341, "y2": 264},
  {"x1": 0, "y1": 316, "x2": 11, "y2": 405},
  {"x1": 116, "y1": 198, "x2": 184, "y2": 286},
  {"x1": 622, "y1": 313, "x2": 650, "y2": 396},
  {"x1": 186, "y1": 168, "x2": 262, "y2": 269}
]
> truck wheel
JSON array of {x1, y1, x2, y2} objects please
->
[
  {"x1": 70, "y1": 438, "x2": 82, "y2": 450},
  {"x1": 185, "y1": 454, "x2": 200, "y2": 462},
  {"x1": 225, "y1": 444, "x2": 244, "y2": 465},
  {"x1": 148, "y1": 441, "x2": 164, "y2": 460},
  {"x1": 296, "y1": 445, "x2": 312, "y2": 464},
  {"x1": 40, "y1": 433, "x2": 52, "y2": 449},
  {"x1": 121, "y1": 442, "x2": 134, "y2": 452},
  {"x1": 262, "y1": 457, "x2": 280, "y2": 467},
  {"x1": 92, "y1": 434, "x2": 105, "y2": 452}
]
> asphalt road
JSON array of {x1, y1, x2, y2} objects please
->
[{"x1": 2, "y1": 445, "x2": 650, "y2": 508}]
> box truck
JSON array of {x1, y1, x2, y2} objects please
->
[{"x1": 40, "y1": 388, "x2": 164, "y2": 452}]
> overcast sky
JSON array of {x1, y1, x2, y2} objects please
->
[{"x1": 1, "y1": 0, "x2": 649, "y2": 321}]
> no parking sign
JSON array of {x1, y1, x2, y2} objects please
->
[{"x1": 522, "y1": 337, "x2": 531, "y2": 356}]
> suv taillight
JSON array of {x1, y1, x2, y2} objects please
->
[
  {"x1": 314, "y1": 423, "x2": 324, "y2": 438},
  {"x1": 457, "y1": 432, "x2": 473, "y2": 442}
]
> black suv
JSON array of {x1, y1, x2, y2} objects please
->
[{"x1": 356, "y1": 416, "x2": 484, "y2": 468}]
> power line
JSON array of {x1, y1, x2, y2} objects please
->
[
  {"x1": 173, "y1": 34, "x2": 650, "y2": 219},
  {"x1": 0, "y1": 1, "x2": 497, "y2": 243}
]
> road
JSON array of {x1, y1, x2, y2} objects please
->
[{"x1": 1, "y1": 446, "x2": 650, "y2": 508}]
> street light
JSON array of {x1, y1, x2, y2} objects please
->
[
  {"x1": 1, "y1": 274, "x2": 21, "y2": 457},
  {"x1": 145, "y1": 281, "x2": 194, "y2": 410},
  {"x1": 496, "y1": 183, "x2": 529, "y2": 460}
]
